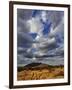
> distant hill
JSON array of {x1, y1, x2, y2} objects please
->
[
  {"x1": 24, "y1": 62, "x2": 42, "y2": 67},
  {"x1": 18, "y1": 62, "x2": 63, "y2": 72}
]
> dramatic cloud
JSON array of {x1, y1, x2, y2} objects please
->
[
  {"x1": 17, "y1": 9, "x2": 32, "y2": 20},
  {"x1": 17, "y1": 9, "x2": 64, "y2": 66},
  {"x1": 27, "y1": 17, "x2": 43, "y2": 33}
]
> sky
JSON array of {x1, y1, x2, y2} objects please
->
[{"x1": 17, "y1": 9, "x2": 64, "y2": 66}]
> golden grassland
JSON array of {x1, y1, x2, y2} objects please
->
[{"x1": 17, "y1": 64, "x2": 64, "y2": 80}]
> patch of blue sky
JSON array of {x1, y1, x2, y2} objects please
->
[
  {"x1": 42, "y1": 21, "x2": 52, "y2": 36},
  {"x1": 29, "y1": 33, "x2": 37, "y2": 39},
  {"x1": 32, "y1": 10, "x2": 41, "y2": 17}
]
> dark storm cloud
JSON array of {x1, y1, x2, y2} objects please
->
[
  {"x1": 17, "y1": 32, "x2": 33, "y2": 48},
  {"x1": 47, "y1": 44, "x2": 64, "y2": 57},
  {"x1": 17, "y1": 19, "x2": 30, "y2": 33},
  {"x1": 17, "y1": 9, "x2": 32, "y2": 20},
  {"x1": 17, "y1": 9, "x2": 34, "y2": 48},
  {"x1": 17, "y1": 9, "x2": 33, "y2": 33},
  {"x1": 17, "y1": 54, "x2": 32, "y2": 66}
]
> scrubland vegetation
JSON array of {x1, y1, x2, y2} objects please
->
[{"x1": 17, "y1": 63, "x2": 64, "y2": 80}]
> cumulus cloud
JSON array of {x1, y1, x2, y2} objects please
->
[
  {"x1": 31, "y1": 17, "x2": 64, "y2": 58},
  {"x1": 17, "y1": 9, "x2": 64, "y2": 66}
]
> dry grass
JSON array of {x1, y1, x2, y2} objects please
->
[{"x1": 17, "y1": 65, "x2": 64, "y2": 80}]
